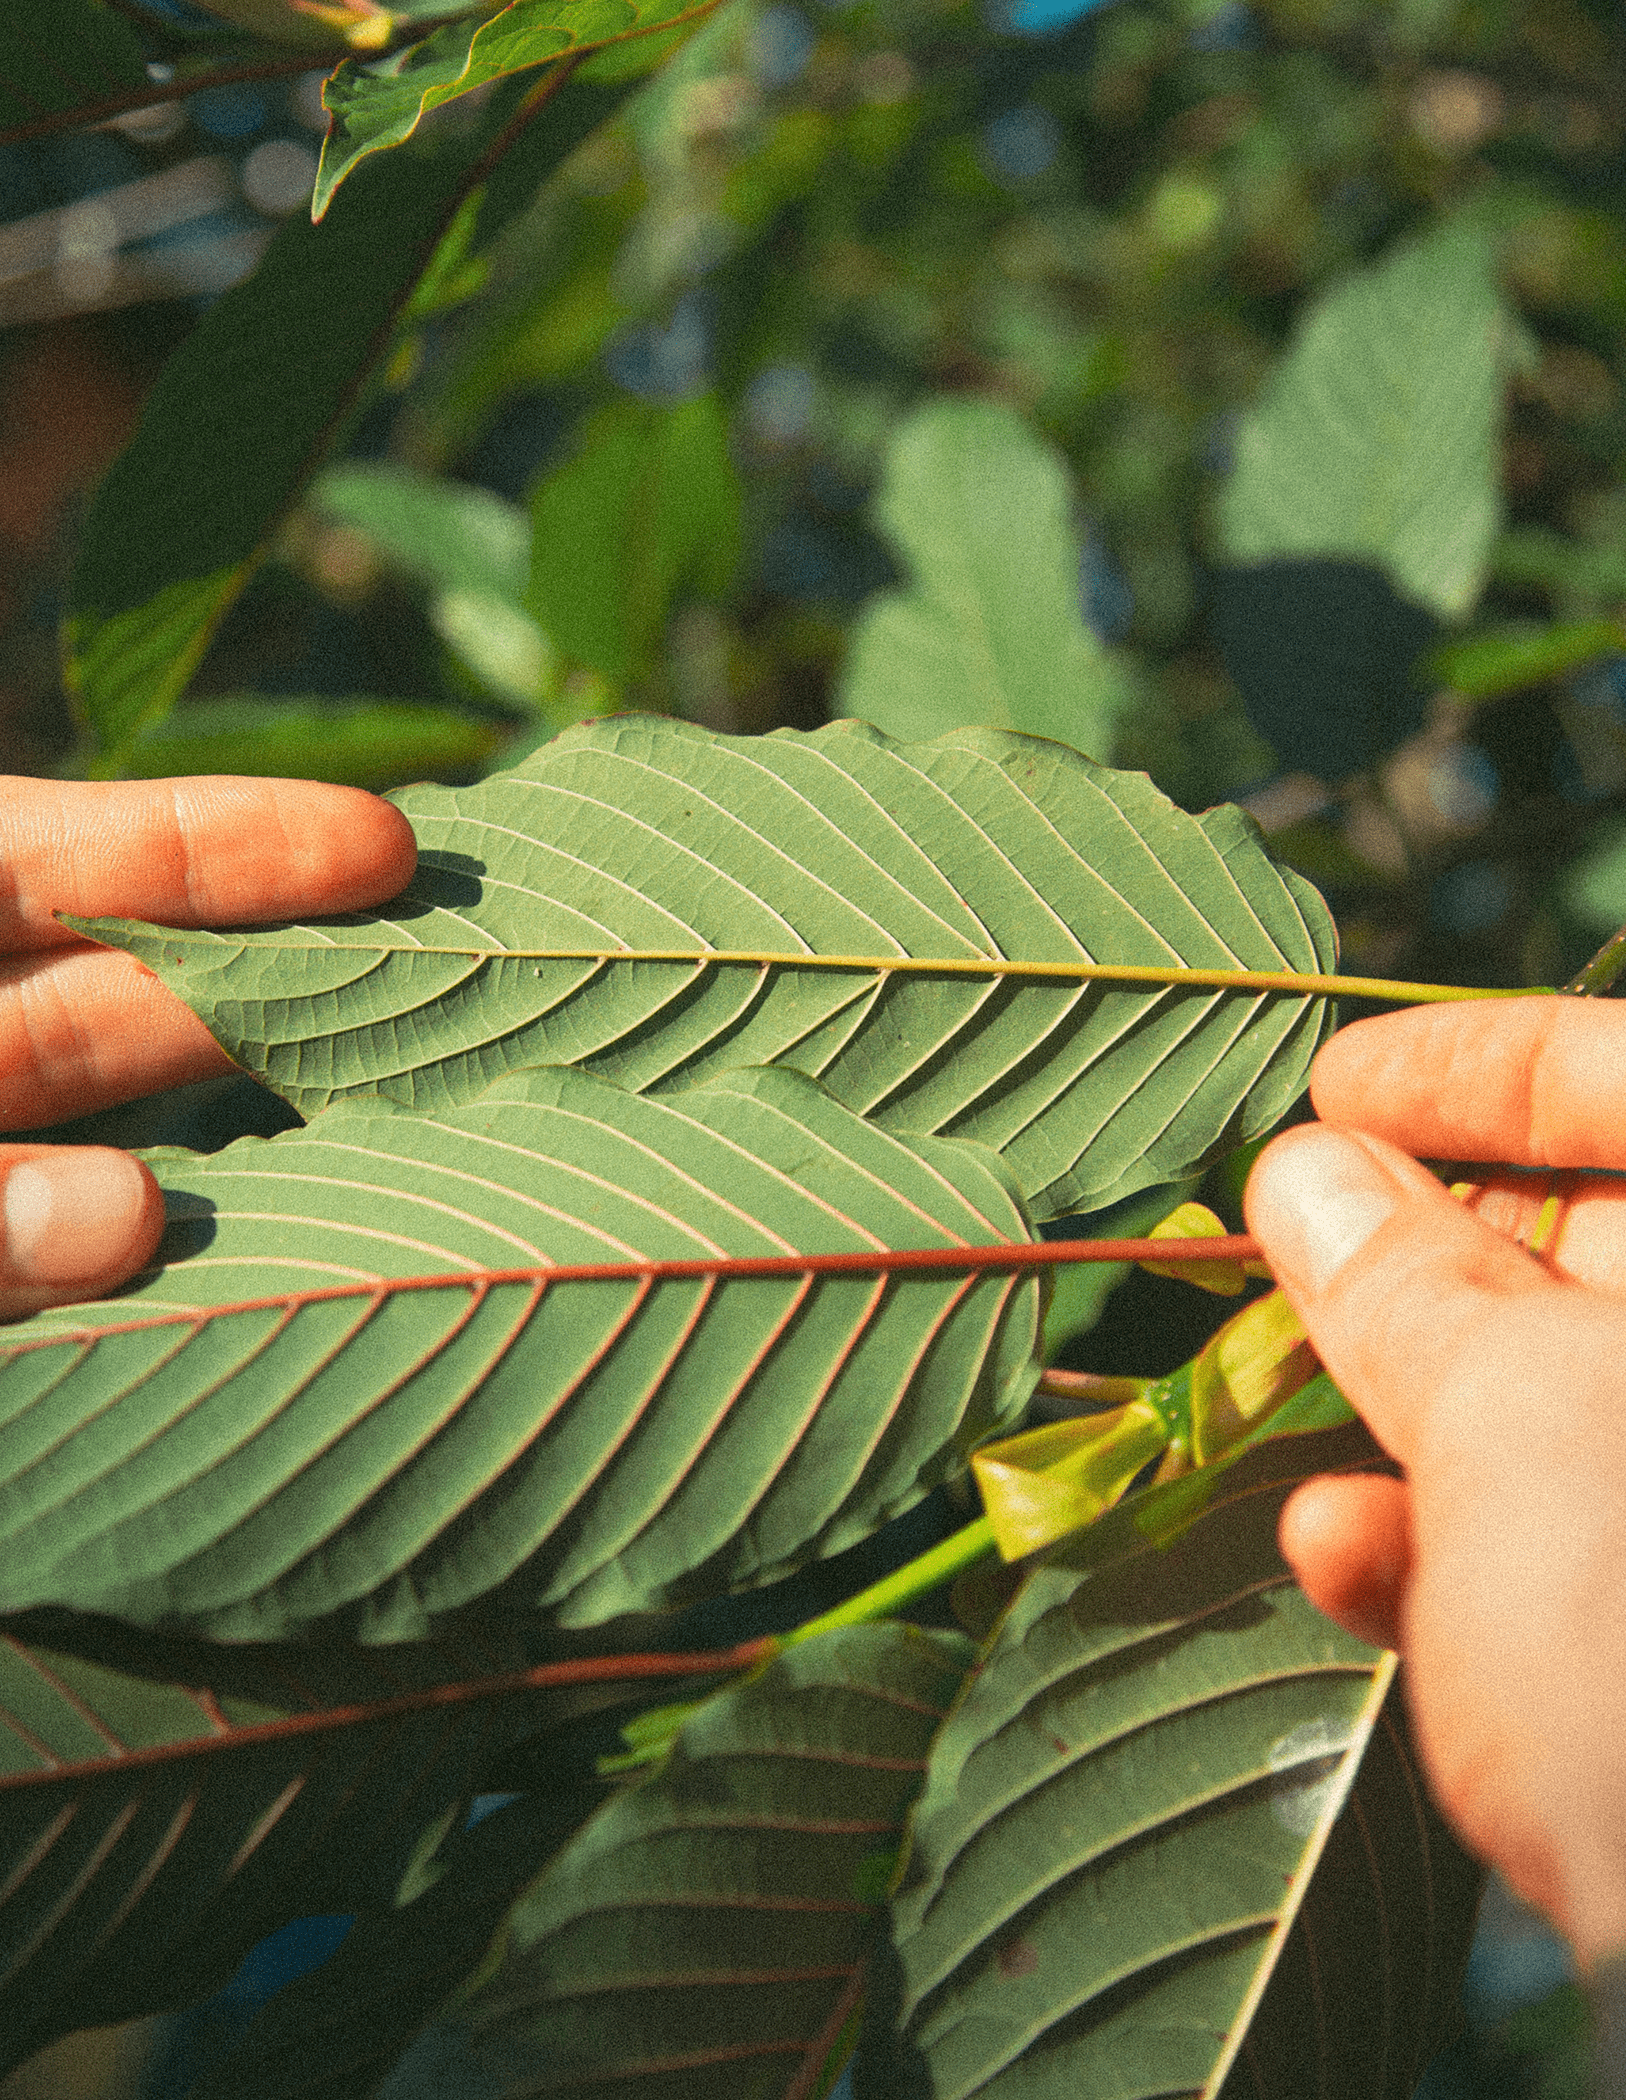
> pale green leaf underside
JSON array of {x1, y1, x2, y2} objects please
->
[
  {"x1": 863, "y1": 1430, "x2": 1479, "y2": 2100},
  {"x1": 840, "y1": 398, "x2": 1131, "y2": 757},
  {"x1": 468, "y1": 1623, "x2": 973, "y2": 2099},
  {"x1": 0, "y1": 1063, "x2": 1038, "y2": 1640},
  {"x1": 1216, "y1": 223, "x2": 1510, "y2": 620},
  {"x1": 74, "y1": 716, "x2": 1337, "y2": 1221},
  {"x1": 0, "y1": 1616, "x2": 537, "y2": 2074}
]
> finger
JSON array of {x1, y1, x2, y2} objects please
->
[
  {"x1": 1278, "y1": 1474, "x2": 1410, "y2": 1652},
  {"x1": 0, "y1": 1145, "x2": 164, "y2": 1319},
  {"x1": 0, "y1": 777, "x2": 416, "y2": 952},
  {"x1": 0, "y1": 947, "x2": 235, "y2": 1132},
  {"x1": 1309, "y1": 996, "x2": 1626, "y2": 1172},
  {"x1": 1455, "y1": 1172, "x2": 1626, "y2": 1295},
  {"x1": 1243, "y1": 1122, "x2": 1566, "y2": 1465}
]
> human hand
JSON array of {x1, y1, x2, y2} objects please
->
[
  {"x1": 1245, "y1": 995, "x2": 1626, "y2": 1965},
  {"x1": 0, "y1": 775, "x2": 414, "y2": 1320}
]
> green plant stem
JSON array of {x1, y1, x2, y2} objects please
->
[
  {"x1": 781, "y1": 1517, "x2": 998, "y2": 1648},
  {"x1": 1565, "y1": 918, "x2": 1626, "y2": 996}
]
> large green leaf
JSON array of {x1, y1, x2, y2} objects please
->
[
  {"x1": 858, "y1": 1424, "x2": 1481, "y2": 2099},
  {"x1": 70, "y1": 716, "x2": 1337, "y2": 1220},
  {"x1": 316, "y1": 0, "x2": 728, "y2": 216},
  {"x1": 0, "y1": 1063, "x2": 1038, "y2": 1638},
  {"x1": 461, "y1": 1622, "x2": 974, "y2": 2098},
  {"x1": 839, "y1": 398, "x2": 1131, "y2": 760},
  {"x1": 0, "y1": 1610, "x2": 579, "y2": 2075},
  {"x1": 528, "y1": 394, "x2": 744, "y2": 685},
  {"x1": 64, "y1": 54, "x2": 714, "y2": 767},
  {"x1": 1215, "y1": 224, "x2": 1516, "y2": 621}
]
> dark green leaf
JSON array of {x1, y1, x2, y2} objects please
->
[
  {"x1": 65, "y1": 60, "x2": 696, "y2": 767},
  {"x1": 122, "y1": 698, "x2": 507, "y2": 787},
  {"x1": 0, "y1": 1063, "x2": 1039, "y2": 1637},
  {"x1": 462, "y1": 1623, "x2": 974, "y2": 2099},
  {"x1": 315, "y1": 0, "x2": 726, "y2": 216},
  {"x1": 528, "y1": 393, "x2": 744, "y2": 685},
  {"x1": 858, "y1": 1424, "x2": 1480, "y2": 2099},
  {"x1": 0, "y1": 1610, "x2": 565, "y2": 2074},
  {"x1": 69, "y1": 716, "x2": 1337, "y2": 1220}
]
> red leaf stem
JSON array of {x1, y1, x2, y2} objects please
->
[
  {"x1": 0, "y1": 1639, "x2": 780, "y2": 1790},
  {"x1": 5, "y1": 1235, "x2": 1265, "y2": 1356}
]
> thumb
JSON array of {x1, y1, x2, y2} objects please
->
[
  {"x1": 1242, "y1": 1122, "x2": 1566, "y2": 1467},
  {"x1": 0, "y1": 1147, "x2": 165, "y2": 1320}
]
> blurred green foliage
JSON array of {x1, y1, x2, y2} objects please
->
[{"x1": 101, "y1": 0, "x2": 1618, "y2": 997}]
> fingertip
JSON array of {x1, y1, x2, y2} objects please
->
[
  {"x1": 1279, "y1": 1473, "x2": 1410, "y2": 1653},
  {"x1": 0, "y1": 1147, "x2": 165, "y2": 1315},
  {"x1": 263, "y1": 781, "x2": 417, "y2": 912}
]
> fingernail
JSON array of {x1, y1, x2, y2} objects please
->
[
  {"x1": 3, "y1": 1150, "x2": 151, "y2": 1286},
  {"x1": 1249, "y1": 1128, "x2": 1399, "y2": 1297}
]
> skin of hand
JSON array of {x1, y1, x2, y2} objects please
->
[
  {"x1": 0, "y1": 775, "x2": 415, "y2": 1321},
  {"x1": 1245, "y1": 995, "x2": 1626, "y2": 1967}
]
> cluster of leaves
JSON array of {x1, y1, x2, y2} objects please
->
[
  {"x1": 0, "y1": 700, "x2": 1486, "y2": 2098},
  {"x1": 5, "y1": 0, "x2": 1626, "y2": 2090}
]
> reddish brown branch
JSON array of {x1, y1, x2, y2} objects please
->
[{"x1": 0, "y1": 1636, "x2": 779, "y2": 1789}]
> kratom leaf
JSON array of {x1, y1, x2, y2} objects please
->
[
  {"x1": 315, "y1": 0, "x2": 727, "y2": 216},
  {"x1": 839, "y1": 398, "x2": 1131, "y2": 758},
  {"x1": 65, "y1": 55, "x2": 711, "y2": 767},
  {"x1": 858, "y1": 1424, "x2": 1480, "y2": 2100},
  {"x1": 122, "y1": 698, "x2": 507, "y2": 787},
  {"x1": 0, "y1": 1609, "x2": 593, "y2": 2076},
  {"x1": 462, "y1": 1622, "x2": 974, "y2": 2100},
  {"x1": 528, "y1": 393, "x2": 744, "y2": 685},
  {"x1": 0, "y1": 0, "x2": 152, "y2": 142},
  {"x1": 69, "y1": 716, "x2": 1337, "y2": 1220},
  {"x1": 1216, "y1": 224, "x2": 1516, "y2": 621},
  {"x1": 0, "y1": 1063, "x2": 1038, "y2": 1638}
]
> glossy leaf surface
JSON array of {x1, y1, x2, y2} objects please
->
[
  {"x1": 317, "y1": 0, "x2": 725, "y2": 215},
  {"x1": 840, "y1": 398, "x2": 1131, "y2": 759},
  {"x1": 1216, "y1": 224, "x2": 1514, "y2": 620},
  {"x1": 72, "y1": 716, "x2": 1337, "y2": 1220},
  {"x1": 859, "y1": 1426, "x2": 1480, "y2": 2099},
  {"x1": 465, "y1": 1623, "x2": 974, "y2": 2099},
  {"x1": 0, "y1": 1611, "x2": 562, "y2": 2075},
  {"x1": 0, "y1": 1063, "x2": 1038, "y2": 1638}
]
